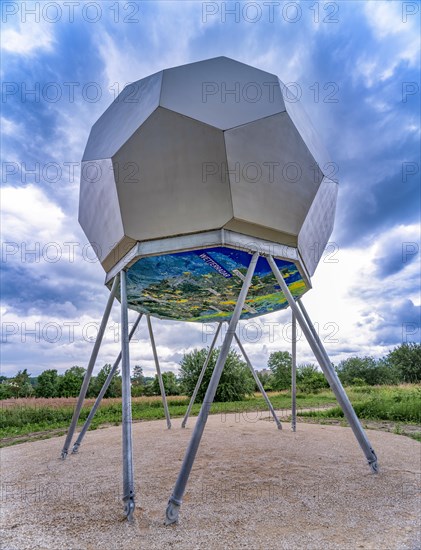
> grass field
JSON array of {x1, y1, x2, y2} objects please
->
[
  {"x1": 298, "y1": 385, "x2": 421, "y2": 441},
  {"x1": 1, "y1": 385, "x2": 420, "y2": 446}
]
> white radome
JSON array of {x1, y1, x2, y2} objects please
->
[{"x1": 79, "y1": 56, "x2": 337, "y2": 280}]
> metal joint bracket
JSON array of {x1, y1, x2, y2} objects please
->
[
  {"x1": 165, "y1": 499, "x2": 181, "y2": 525},
  {"x1": 368, "y1": 450, "x2": 379, "y2": 473},
  {"x1": 124, "y1": 493, "x2": 136, "y2": 522}
]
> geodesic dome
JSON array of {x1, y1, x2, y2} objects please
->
[{"x1": 79, "y1": 56, "x2": 338, "y2": 322}]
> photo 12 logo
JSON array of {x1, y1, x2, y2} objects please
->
[
  {"x1": 1, "y1": 2, "x2": 141, "y2": 24},
  {"x1": 202, "y1": 2, "x2": 340, "y2": 24}
]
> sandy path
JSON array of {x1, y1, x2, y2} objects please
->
[{"x1": 1, "y1": 414, "x2": 420, "y2": 549}]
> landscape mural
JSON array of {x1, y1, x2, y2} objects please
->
[{"x1": 125, "y1": 247, "x2": 308, "y2": 322}]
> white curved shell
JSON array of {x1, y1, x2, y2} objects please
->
[{"x1": 79, "y1": 56, "x2": 337, "y2": 277}]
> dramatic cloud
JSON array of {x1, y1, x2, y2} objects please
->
[
  {"x1": 1, "y1": 1, "x2": 419, "y2": 376},
  {"x1": 374, "y1": 224, "x2": 420, "y2": 278},
  {"x1": 1, "y1": 18, "x2": 55, "y2": 57}
]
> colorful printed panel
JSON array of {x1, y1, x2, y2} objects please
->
[{"x1": 126, "y1": 247, "x2": 308, "y2": 323}]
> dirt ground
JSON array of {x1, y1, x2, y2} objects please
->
[{"x1": 1, "y1": 414, "x2": 420, "y2": 550}]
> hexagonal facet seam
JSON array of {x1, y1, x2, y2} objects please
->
[
  {"x1": 275, "y1": 110, "x2": 325, "y2": 189},
  {"x1": 228, "y1": 215, "x2": 298, "y2": 239},
  {"x1": 78, "y1": 158, "x2": 123, "y2": 262},
  {"x1": 153, "y1": 105, "x2": 232, "y2": 133},
  {"x1": 82, "y1": 71, "x2": 164, "y2": 162},
  {"x1": 111, "y1": 105, "x2": 161, "y2": 160},
  {"x1": 225, "y1": 111, "x2": 282, "y2": 224},
  {"x1": 161, "y1": 55, "x2": 282, "y2": 89},
  {"x1": 301, "y1": 177, "x2": 338, "y2": 226},
  {"x1": 280, "y1": 79, "x2": 331, "y2": 181},
  {"x1": 221, "y1": 109, "x2": 287, "y2": 133},
  {"x1": 160, "y1": 57, "x2": 286, "y2": 131},
  {"x1": 221, "y1": 128, "x2": 235, "y2": 224}
]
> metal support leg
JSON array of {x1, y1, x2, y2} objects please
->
[
  {"x1": 267, "y1": 257, "x2": 378, "y2": 473},
  {"x1": 121, "y1": 271, "x2": 135, "y2": 520},
  {"x1": 165, "y1": 252, "x2": 259, "y2": 525},
  {"x1": 181, "y1": 322, "x2": 222, "y2": 429},
  {"x1": 291, "y1": 312, "x2": 297, "y2": 432},
  {"x1": 297, "y1": 299, "x2": 333, "y2": 369},
  {"x1": 61, "y1": 276, "x2": 119, "y2": 459},
  {"x1": 233, "y1": 332, "x2": 282, "y2": 430},
  {"x1": 147, "y1": 315, "x2": 171, "y2": 429},
  {"x1": 72, "y1": 313, "x2": 143, "y2": 454}
]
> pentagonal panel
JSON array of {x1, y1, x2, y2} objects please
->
[
  {"x1": 298, "y1": 177, "x2": 338, "y2": 276},
  {"x1": 280, "y1": 78, "x2": 331, "y2": 177},
  {"x1": 78, "y1": 158, "x2": 136, "y2": 270},
  {"x1": 160, "y1": 57, "x2": 285, "y2": 130},
  {"x1": 224, "y1": 112, "x2": 324, "y2": 240},
  {"x1": 113, "y1": 107, "x2": 233, "y2": 241},
  {"x1": 83, "y1": 71, "x2": 163, "y2": 161}
]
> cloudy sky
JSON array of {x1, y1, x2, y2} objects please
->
[{"x1": 1, "y1": 0, "x2": 420, "y2": 378}]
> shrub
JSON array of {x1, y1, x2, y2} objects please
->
[
  {"x1": 268, "y1": 351, "x2": 292, "y2": 390},
  {"x1": 297, "y1": 363, "x2": 329, "y2": 393},
  {"x1": 179, "y1": 348, "x2": 254, "y2": 402}
]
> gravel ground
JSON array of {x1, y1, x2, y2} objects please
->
[{"x1": 1, "y1": 414, "x2": 420, "y2": 550}]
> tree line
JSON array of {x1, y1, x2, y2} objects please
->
[{"x1": 0, "y1": 342, "x2": 419, "y2": 401}]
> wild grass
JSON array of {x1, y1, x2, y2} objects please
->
[
  {"x1": 298, "y1": 385, "x2": 421, "y2": 423},
  {"x1": 0, "y1": 392, "x2": 334, "y2": 440},
  {"x1": 1, "y1": 385, "x2": 419, "y2": 445}
]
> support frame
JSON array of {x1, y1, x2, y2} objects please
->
[
  {"x1": 121, "y1": 270, "x2": 136, "y2": 520},
  {"x1": 267, "y1": 256, "x2": 378, "y2": 472},
  {"x1": 61, "y1": 276, "x2": 119, "y2": 459},
  {"x1": 233, "y1": 331, "x2": 282, "y2": 430},
  {"x1": 72, "y1": 313, "x2": 143, "y2": 454},
  {"x1": 61, "y1": 251, "x2": 379, "y2": 527},
  {"x1": 181, "y1": 322, "x2": 222, "y2": 429},
  {"x1": 291, "y1": 311, "x2": 297, "y2": 432},
  {"x1": 165, "y1": 252, "x2": 259, "y2": 525},
  {"x1": 147, "y1": 315, "x2": 172, "y2": 429}
]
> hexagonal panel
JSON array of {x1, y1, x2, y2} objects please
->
[
  {"x1": 224, "y1": 112, "x2": 324, "y2": 239},
  {"x1": 78, "y1": 158, "x2": 136, "y2": 269},
  {"x1": 160, "y1": 57, "x2": 286, "y2": 130},
  {"x1": 113, "y1": 107, "x2": 233, "y2": 242},
  {"x1": 298, "y1": 177, "x2": 338, "y2": 276}
]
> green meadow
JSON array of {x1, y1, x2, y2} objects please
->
[{"x1": 1, "y1": 385, "x2": 420, "y2": 446}]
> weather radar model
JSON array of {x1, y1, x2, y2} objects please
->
[{"x1": 61, "y1": 57, "x2": 378, "y2": 524}]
